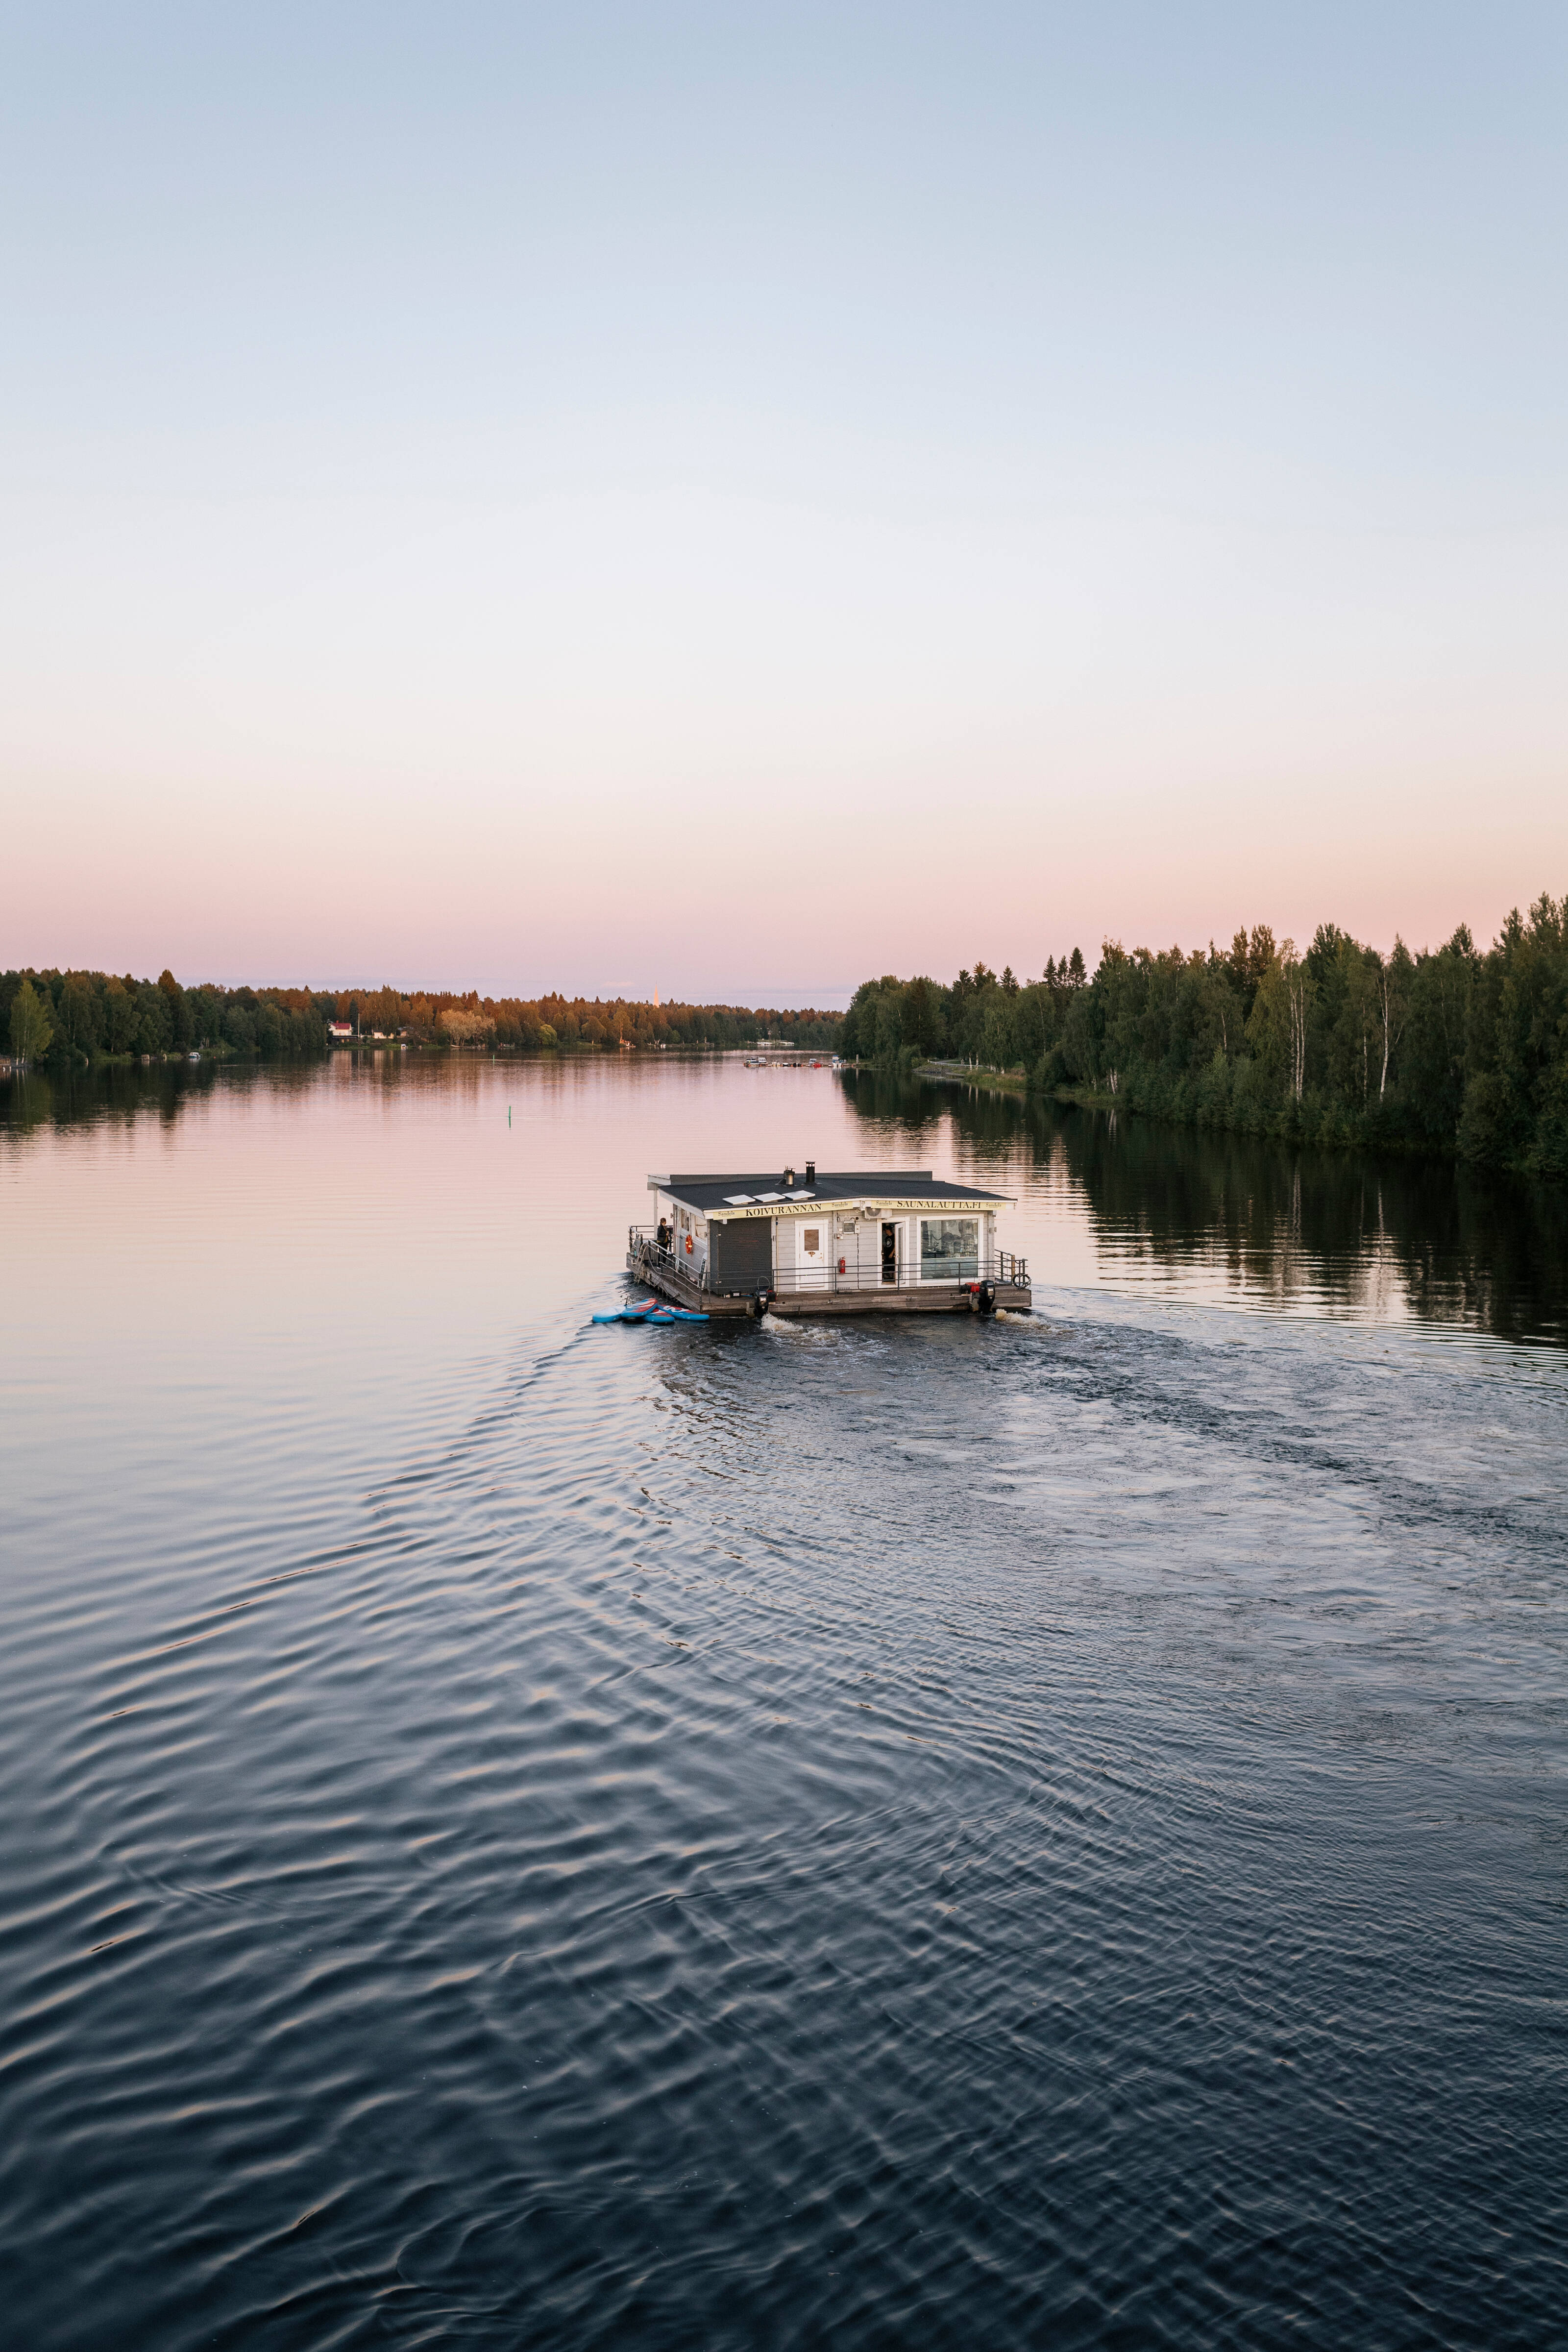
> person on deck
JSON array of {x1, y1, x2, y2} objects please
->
[{"x1": 657, "y1": 1217, "x2": 671, "y2": 1253}]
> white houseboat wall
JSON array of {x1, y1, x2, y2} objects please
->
[
  {"x1": 630, "y1": 1168, "x2": 1030, "y2": 1318},
  {"x1": 672, "y1": 1200, "x2": 709, "y2": 1282}
]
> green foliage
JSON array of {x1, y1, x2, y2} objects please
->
[
  {"x1": 387, "y1": 989, "x2": 841, "y2": 1054},
  {"x1": 0, "y1": 968, "x2": 842, "y2": 1068},
  {"x1": 9, "y1": 978, "x2": 53, "y2": 1064},
  {"x1": 841, "y1": 956, "x2": 1092, "y2": 1074},
  {"x1": 159, "y1": 969, "x2": 194, "y2": 1050},
  {"x1": 849, "y1": 891, "x2": 1568, "y2": 1177},
  {"x1": 103, "y1": 979, "x2": 137, "y2": 1054},
  {"x1": 61, "y1": 975, "x2": 97, "y2": 1054},
  {"x1": 0, "y1": 967, "x2": 328, "y2": 1063}
]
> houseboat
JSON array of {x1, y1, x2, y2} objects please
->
[{"x1": 629, "y1": 1165, "x2": 1030, "y2": 1317}]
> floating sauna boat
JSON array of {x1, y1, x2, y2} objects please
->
[{"x1": 628, "y1": 1165, "x2": 1030, "y2": 1319}]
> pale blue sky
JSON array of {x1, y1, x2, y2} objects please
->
[{"x1": 3, "y1": 4, "x2": 1564, "y2": 998}]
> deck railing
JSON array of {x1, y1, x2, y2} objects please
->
[
  {"x1": 631, "y1": 1232, "x2": 694, "y2": 1283},
  {"x1": 627, "y1": 1227, "x2": 1028, "y2": 1298}
]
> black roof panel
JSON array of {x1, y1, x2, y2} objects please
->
[{"x1": 656, "y1": 1170, "x2": 1012, "y2": 1212}]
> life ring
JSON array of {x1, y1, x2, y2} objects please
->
[{"x1": 685, "y1": 1233, "x2": 693, "y2": 1255}]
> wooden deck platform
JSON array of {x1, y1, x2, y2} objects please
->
[{"x1": 629, "y1": 1245, "x2": 1031, "y2": 1319}]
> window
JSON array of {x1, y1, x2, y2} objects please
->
[
  {"x1": 920, "y1": 1217, "x2": 979, "y2": 1280},
  {"x1": 802, "y1": 1229, "x2": 820, "y2": 1254}
]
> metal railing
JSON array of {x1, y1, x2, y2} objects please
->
[
  {"x1": 627, "y1": 1226, "x2": 1028, "y2": 1298},
  {"x1": 629, "y1": 1230, "x2": 698, "y2": 1283}
]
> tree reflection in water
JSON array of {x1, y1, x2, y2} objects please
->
[
  {"x1": 6, "y1": 1057, "x2": 1565, "y2": 1352},
  {"x1": 842, "y1": 1067, "x2": 1568, "y2": 1350}
]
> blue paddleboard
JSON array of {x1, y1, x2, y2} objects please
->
[{"x1": 591, "y1": 1298, "x2": 710, "y2": 1325}]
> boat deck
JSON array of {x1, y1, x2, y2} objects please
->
[{"x1": 627, "y1": 1239, "x2": 1031, "y2": 1318}]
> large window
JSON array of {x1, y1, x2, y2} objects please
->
[{"x1": 920, "y1": 1217, "x2": 979, "y2": 1280}]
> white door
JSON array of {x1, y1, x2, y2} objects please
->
[{"x1": 798, "y1": 1219, "x2": 829, "y2": 1290}]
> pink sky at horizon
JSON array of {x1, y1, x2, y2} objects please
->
[
  {"x1": 8, "y1": 638, "x2": 1561, "y2": 1008},
  {"x1": 3, "y1": 8, "x2": 1565, "y2": 1005}
]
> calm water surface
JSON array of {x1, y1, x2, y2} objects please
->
[{"x1": 2, "y1": 1058, "x2": 1565, "y2": 2348}]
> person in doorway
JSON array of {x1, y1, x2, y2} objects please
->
[{"x1": 657, "y1": 1216, "x2": 671, "y2": 1253}]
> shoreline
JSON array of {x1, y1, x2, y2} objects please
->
[{"x1": 886, "y1": 1061, "x2": 1509, "y2": 1176}]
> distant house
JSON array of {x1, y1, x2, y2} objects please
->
[{"x1": 327, "y1": 1021, "x2": 353, "y2": 1040}]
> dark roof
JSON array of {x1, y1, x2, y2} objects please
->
[{"x1": 653, "y1": 1170, "x2": 1013, "y2": 1212}]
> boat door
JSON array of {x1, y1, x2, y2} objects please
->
[
  {"x1": 799, "y1": 1221, "x2": 828, "y2": 1290},
  {"x1": 881, "y1": 1222, "x2": 897, "y2": 1283}
]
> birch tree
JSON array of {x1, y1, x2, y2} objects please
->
[
  {"x1": 1284, "y1": 947, "x2": 1308, "y2": 1102},
  {"x1": 1245, "y1": 937, "x2": 1312, "y2": 1103},
  {"x1": 8, "y1": 979, "x2": 52, "y2": 1067}
]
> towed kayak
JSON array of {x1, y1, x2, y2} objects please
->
[{"x1": 592, "y1": 1297, "x2": 710, "y2": 1325}]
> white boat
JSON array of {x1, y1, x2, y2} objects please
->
[{"x1": 627, "y1": 1163, "x2": 1030, "y2": 1318}]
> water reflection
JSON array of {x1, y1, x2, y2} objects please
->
[
  {"x1": 4, "y1": 1050, "x2": 1567, "y2": 2346},
  {"x1": 841, "y1": 1068, "x2": 1568, "y2": 1350},
  {"x1": 0, "y1": 1056, "x2": 313, "y2": 1137},
  {"x1": 6, "y1": 1058, "x2": 1567, "y2": 1351}
]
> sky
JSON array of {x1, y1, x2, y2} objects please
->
[{"x1": 2, "y1": 3, "x2": 1565, "y2": 1007}]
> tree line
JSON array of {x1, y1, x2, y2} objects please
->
[
  {"x1": 2, "y1": 965, "x2": 842, "y2": 1069},
  {"x1": 327, "y1": 985, "x2": 839, "y2": 1053},
  {"x1": 840, "y1": 892, "x2": 1568, "y2": 1176}
]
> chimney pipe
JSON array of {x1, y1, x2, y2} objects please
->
[{"x1": 805, "y1": 1160, "x2": 815, "y2": 1184}]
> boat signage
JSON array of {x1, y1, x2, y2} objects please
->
[{"x1": 710, "y1": 1196, "x2": 1006, "y2": 1223}]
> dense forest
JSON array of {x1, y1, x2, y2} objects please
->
[
  {"x1": 841, "y1": 893, "x2": 1568, "y2": 1176},
  {"x1": 1, "y1": 967, "x2": 842, "y2": 1068}
]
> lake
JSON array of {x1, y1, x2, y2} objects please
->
[{"x1": 2, "y1": 1054, "x2": 1565, "y2": 2348}]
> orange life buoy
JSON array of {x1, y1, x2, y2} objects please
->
[{"x1": 686, "y1": 1233, "x2": 693, "y2": 1255}]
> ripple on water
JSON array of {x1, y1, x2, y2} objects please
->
[{"x1": 1, "y1": 1071, "x2": 1566, "y2": 2348}]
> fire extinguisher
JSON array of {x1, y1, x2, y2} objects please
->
[{"x1": 838, "y1": 1257, "x2": 846, "y2": 1274}]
